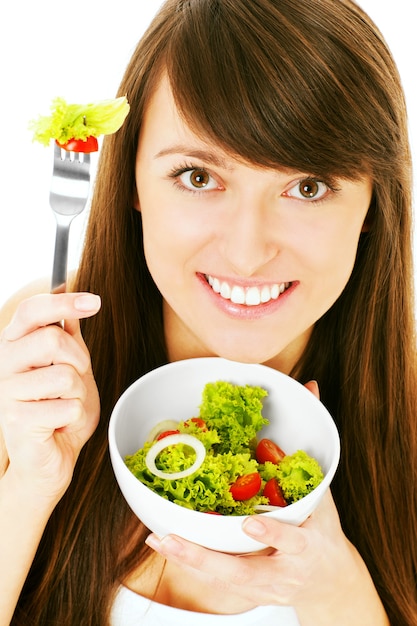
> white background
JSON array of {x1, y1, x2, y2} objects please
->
[{"x1": 0, "y1": 1, "x2": 415, "y2": 308}]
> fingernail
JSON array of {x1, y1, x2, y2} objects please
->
[
  {"x1": 243, "y1": 518, "x2": 265, "y2": 537},
  {"x1": 145, "y1": 534, "x2": 161, "y2": 551},
  {"x1": 74, "y1": 294, "x2": 101, "y2": 311},
  {"x1": 146, "y1": 534, "x2": 184, "y2": 557}
]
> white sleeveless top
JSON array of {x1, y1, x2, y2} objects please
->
[{"x1": 111, "y1": 586, "x2": 301, "y2": 625}]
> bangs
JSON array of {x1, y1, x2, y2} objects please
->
[{"x1": 163, "y1": 0, "x2": 404, "y2": 179}]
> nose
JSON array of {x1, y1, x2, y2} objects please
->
[{"x1": 219, "y1": 192, "x2": 280, "y2": 276}]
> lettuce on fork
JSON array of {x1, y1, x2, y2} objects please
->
[{"x1": 29, "y1": 96, "x2": 130, "y2": 146}]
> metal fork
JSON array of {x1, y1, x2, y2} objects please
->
[{"x1": 49, "y1": 143, "x2": 91, "y2": 293}]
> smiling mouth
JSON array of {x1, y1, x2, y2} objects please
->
[{"x1": 205, "y1": 274, "x2": 292, "y2": 306}]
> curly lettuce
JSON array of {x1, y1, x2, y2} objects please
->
[
  {"x1": 260, "y1": 451, "x2": 324, "y2": 503},
  {"x1": 29, "y1": 96, "x2": 130, "y2": 146},
  {"x1": 125, "y1": 443, "x2": 267, "y2": 515},
  {"x1": 199, "y1": 381, "x2": 268, "y2": 454}
]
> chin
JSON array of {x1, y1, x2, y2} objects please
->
[{"x1": 213, "y1": 346, "x2": 276, "y2": 366}]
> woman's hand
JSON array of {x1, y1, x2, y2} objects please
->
[
  {"x1": 0, "y1": 292, "x2": 101, "y2": 505},
  {"x1": 145, "y1": 490, "x2": 388, "y2": 625}
]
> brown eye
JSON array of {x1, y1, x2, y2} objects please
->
[
  {"x1": 284, "y1": 177, "x2": 330, "y2": 202},
  {"x1": 299, "y1": 179, "x2": 319, "y2": 198},
  {"x1": 190, "y1": 169, "x2": 210, "y2": 188}
]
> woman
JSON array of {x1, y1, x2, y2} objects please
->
[{"x1": 1, "y1": 0, "x2": 416, "y2": 624}]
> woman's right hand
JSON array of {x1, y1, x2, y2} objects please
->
[{"x1": 0, "y1": 292, "x2": 101, "y2": 506}]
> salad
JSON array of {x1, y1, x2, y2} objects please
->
[
  {"x1": 125, "y1": 381, "x2": 324, "y2": 516},
  {"x1": 29, "y1": 96, "x2": 130, "y2": 153}
]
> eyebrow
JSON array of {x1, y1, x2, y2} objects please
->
[{"x1": 154, "y1": 145, "x2": 235, "y2": 170}]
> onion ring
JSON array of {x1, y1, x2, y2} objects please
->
[{"x1": 145, "y1": 433, "x2": 206, "y2": 480}]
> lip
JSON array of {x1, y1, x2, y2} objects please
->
[{"x1": 197, "y1": 273, "x2": 296, "y2": 320}]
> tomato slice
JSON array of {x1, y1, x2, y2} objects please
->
[
  {"x1": 56, "y1": 136, "x2": 99, "y2": 153},
  {"x1": 156, "y1": 429, "x2": 180, "y2": 441},
  {"x1": 256, "y1": 438, "x2": 286, "y2": 465},
  {"x1": 230, "y1": 472, "x2": 262, "y2": 501},
  {"x1": 263, "y1": 478, "x2": 288, "y2": 507}
]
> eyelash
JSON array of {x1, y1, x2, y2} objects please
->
[
  {"x1": 284, "y1": 178, "x2": 341, "y2": 205},
  {"x1": 168, "y1": 162, "x2": 219, "y2": 196},
  {"x1": 168, "y1": 162, "x2": 340, "y2": 203}
]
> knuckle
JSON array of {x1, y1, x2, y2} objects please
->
[
  {"x1": 53, "y1": 364, "x2": 79, "y2": 393},
  {"x1": 68, "y1": 397, "x2": 85, "y2": 422},
  {"x1": 77, "y1": 352, "x2": 92, "y2": 377},
  {"x1": 45, "y1": 324, "x2": 67, "y2": 350},
  {"x1": 15, "y1": 295, "x2": 44, "y2": 325}
]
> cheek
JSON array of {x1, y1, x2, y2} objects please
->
[
  {"x1": 139, "y1": 202, "x2": 200, "y2": 297},
  {"x1": 303, "y1": 218, "x2": 365, "y2": 297}
]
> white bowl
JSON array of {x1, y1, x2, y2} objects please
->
[{"x1": 108, "y1": 357, "x2": 340, "y2": 554}]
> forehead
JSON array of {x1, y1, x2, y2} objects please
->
[
  {"x1": 138, "y1": 75, "x2": 268, "y2": 170},
  {"x1": 140, "y1": 76, "x2": 197, "y2": 148}
]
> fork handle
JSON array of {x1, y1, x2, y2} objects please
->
[{"x1": 51, "y1": 219, "x2": 72, "y2": 293}]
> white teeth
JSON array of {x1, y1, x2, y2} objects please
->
[
  {"x1": 245, "y1": 287, "x2": 261, "y2": 306},
  {"x1": 206, "y1": 275, "x2": 289, "y2": 306},
  {"x1": 220, "y1": 282, "x2": 231, "y2": 299},
  {"x1": 230, "y1": 285, "x2": 245, "y2": 304},
  {"x1": 260, "y1": 285, "x2": 271, "y2": 303},
  {"x1": 271, "y1": 284, "x2": 279, "y2": 299},
  {"x1": 212, "y1": 277, "x2": 221, "y2": 293}
]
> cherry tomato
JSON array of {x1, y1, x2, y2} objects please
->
[
  {"x1": 56, "y1": 136, "x2": 99, "y2": 153},
  {"x1": 156, "y1": 429, "x2": 180, "y2": 441},
  {"x1": 256, "y1": 438, "x2": 286, "y2": 465},
  {"x1": 184, "y1": 417, "x2": 207, "y2": 430},
  {"x1": 230, "y1": 472, "x2": 262, "y2": 501},
  {"x1": 263, "y1": 478, "x2": 288, "y2": 507}
]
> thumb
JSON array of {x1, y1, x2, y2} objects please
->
[
  {"x1": 63, "y1": 297, "x2": 100, "y2": 354},
  {"x1": 304, "y1": 379, "x2": 320, "y2": 399}
]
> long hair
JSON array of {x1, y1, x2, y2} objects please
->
[{"x1": 13, "y1": 1, "x2": 417, "y2": 623}]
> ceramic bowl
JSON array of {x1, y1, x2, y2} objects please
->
[{"x1": 108, "y1": 357, "x2": 340, "y2": 553}]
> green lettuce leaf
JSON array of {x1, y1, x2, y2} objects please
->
[
  {"x1": 260, "y1": 451, "x2": 324, "y2": 503},
  {"x1": 199, "y1": 381, "x2": 268, "y2": 454},
  {"x1": 29, "y1": 96, "x2": 130, "y2": 146}
]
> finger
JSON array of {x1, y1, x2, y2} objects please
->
[
  {"x1": 146, "y1": 531, "x2": 287, "y2": 592},
  {"x1": 145, "y1": 533, "x2": 262, "y2": 587},
  {"x1": 1, "y1": 364, "x2": 87, "y2": 402},
  {"x1": 242, "y1": 516, "x2": 307, "y2": 555},
  {"x1": 304, "y1": 379, "x2": 320, "y2": 399},
  {"x1": 1, "y1": 292, "x2": 101, "y2": 342},
  {"x1": 3, "y1": 396, "x2": 86, "y2": 441},
  {"x1": 0, "y1": 324, "x2": 91, "y2": 377}
]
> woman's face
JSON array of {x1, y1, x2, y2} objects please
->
[{"x1": 134, "y1": 77, "x2": 372, "y2": 372}]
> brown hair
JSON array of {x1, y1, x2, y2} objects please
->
[{"x1": 13, "y1": 0, "x2": 417, "y2": 623}]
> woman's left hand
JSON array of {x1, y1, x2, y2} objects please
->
[{"x1": 145, "y1": 489, "x2": 388, "y2": 625}]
